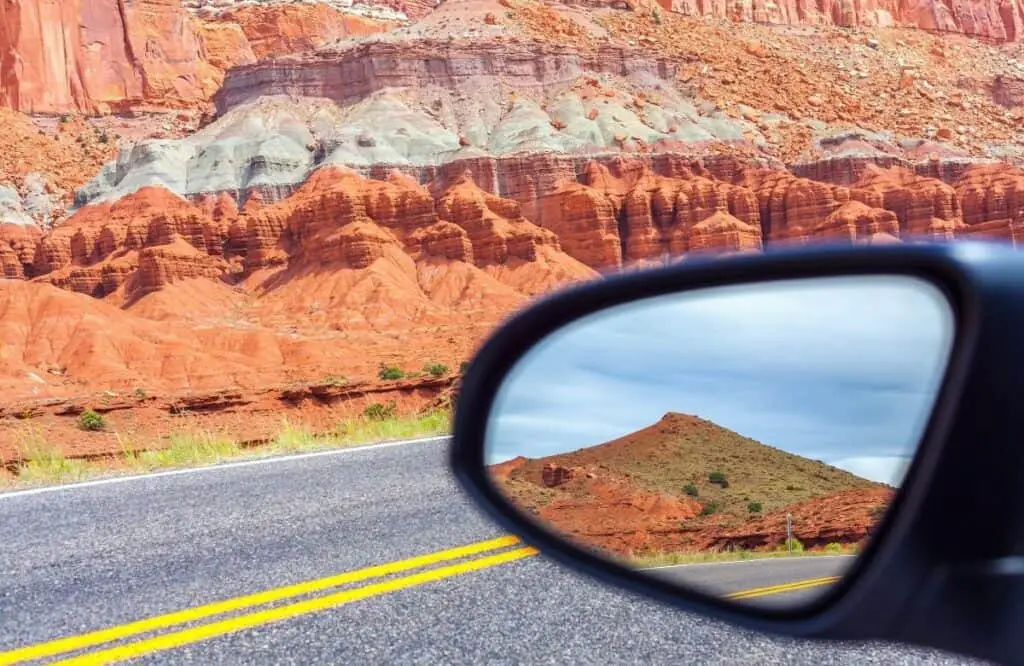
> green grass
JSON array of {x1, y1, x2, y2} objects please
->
[
  {"x1": 1, "y1": 409, "x2": 452, "y2": 490},
  {"x1": 424, "y1": 362, "x2": 448, "y2": 377},
  {"x1": 132, "y1": 429, "x2": 242, "y2": 470},
  {"x1": 377, "y1": 364, "x2": 405, "y2": 381},
  {"x1": 12, "y1": 425, "x2": 92, "y2": 485}
]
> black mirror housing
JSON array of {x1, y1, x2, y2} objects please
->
[{"x1": 450, "y1": 240, "x2": 1024, "y2": 666}]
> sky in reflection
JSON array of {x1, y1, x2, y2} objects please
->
[{"x1": 485, "y1": 275, "x2": 955, "y2": 485}]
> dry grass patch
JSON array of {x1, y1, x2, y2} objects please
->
[{"x1": 1, "y1": 409, "x2": 452, "y2": 491}]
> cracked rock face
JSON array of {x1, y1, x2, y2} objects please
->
[{"x1": 0, "y1": 0, "x2": 222, "y2": 114}]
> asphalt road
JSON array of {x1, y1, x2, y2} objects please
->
[
  {"x1": 0, "y1": 437, "x2": 987, "y2": 665},
  {"x1": 644, "y1": 555, "x2": 854, "y2": 609}
]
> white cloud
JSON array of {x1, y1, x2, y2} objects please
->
[
  {"x1": 484, "y1": 274, "x2": 955, "y2": 488},
  {"x1": 830, "y1": 456, "x2": 913, "y2": 486}
]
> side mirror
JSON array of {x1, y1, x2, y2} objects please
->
[{"x1": 450, "y1": 242, "x2": 1024, "y2": 665}]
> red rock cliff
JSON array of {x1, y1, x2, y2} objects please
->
[
  {"x1": 662, "y1": 0, "x2": 1024, "y2": 41},
  {"x1": 0, "y1": 0, "x2": 397, "y2": 114},
  {"x1": 0, "y1": 0, "x2": 223, "y2": 114}
]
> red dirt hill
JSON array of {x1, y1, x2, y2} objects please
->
[{"x1": 490, "y1": 412, "x2": 893, "y2": 557}]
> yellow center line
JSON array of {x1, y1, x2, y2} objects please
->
[
  {"x1": 725, "y1": 575, "x2": 841, "y2": 600},
  {"x1": 0, "y1": 535, "x2": 522, "y2": 666},
  {"x1": 52, "y1": 546, "x2": 539, "y2": 666}
]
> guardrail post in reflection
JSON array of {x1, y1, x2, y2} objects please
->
[{"x1": 786, "y1": 513, "x2": 793, "y2": 553}]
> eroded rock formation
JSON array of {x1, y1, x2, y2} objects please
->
[
  {"x1": 30, "y1": 166, "x2": 595, "y2": 308},
  {"x1": 954, "y1": 163, "x2": 1024, "y2": 243},
  {"x1": 21, "y1": 157, "x2": 1024, "y2": 307},
  {"x1": 852, "y1": 165, "x2": 966, "y2": 240}
]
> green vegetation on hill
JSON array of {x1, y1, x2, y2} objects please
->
[{"x1": 504, "y1": 412, "x2": 882, "y2": 522}]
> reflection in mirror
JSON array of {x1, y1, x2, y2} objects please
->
[{"x1": 484, "y1": 276, "x2": 955, "y2": 611}]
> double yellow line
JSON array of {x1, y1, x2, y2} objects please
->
[
  {"x1": 725, "y1": 575, "x2": 840, "y2": 601},
  {"x1": 0, "y1": 536, "x2": 535, "y2": 666},
  {"x1": 1, "y1": 539, "x2": 840, "y2": 665}
]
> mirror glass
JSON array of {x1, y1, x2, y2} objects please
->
[{"x1": 484, "y1": 275, "x2": 955, "y2": 610}]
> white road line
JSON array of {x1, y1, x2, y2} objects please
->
[
  {"x1": 638, "y1": 554, "x2": 856, "y2": 571},
  {"x1": 0, "y1": 435, "x2": 450, "y2": 500}
]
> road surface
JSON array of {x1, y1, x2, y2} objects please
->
[
  {"x1": 645, "y1": 555, "x2": 854, "y2": 608},
  {"x1": 0, "y1": 437, "x2": 984, "y2": 665}
]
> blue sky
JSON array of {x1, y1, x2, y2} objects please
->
[{"x1": 484, "y1": 275, "x2": 955, "y2": 486}]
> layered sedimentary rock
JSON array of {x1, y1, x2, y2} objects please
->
[
  {"x1": 851, "y1": 165, "x2": 966, "y2": 240},
  {"x1": 537, "y1": 159, "x2": 763, "y2": 268},
  {"x1": 954, "y1": 163, "x2": 1024, "y2": 243},
  {"x1": 244, "y1": 166, "x2": 574, "y2": 275},
  {"x1": 75, "y1": 153, "x2": 1024, "y2": 285},
  {"x1": 30, "y1": 156, "x2": 1024, "y2": 305},
  {"x1": 244, "y1": 167, "x2": 435, "y2": 270},
  {"x1": 126, "y1": 236, "x2": 229, "y2": 303},
  {"x1": 435, "y1": 173, "x2": 565, "y2": 265},
  {"x1": 78, "y1": 84, "x2": 756, "y2": 212},
  {"x1": 33, "y1": 187, "x2": 230, "y2": 297},
  {"x1": 36, "y1": 167, "x2": 595, "y2": 312},
  {"x1": 813, "y1": 201, "x2": 900, "y2": 244},
  {"x1": 212, "y1": 40, "x2": 678, "y2": 113},
  {"x1": 0, "y1": 222, "x2": 40, "y2": 279}
]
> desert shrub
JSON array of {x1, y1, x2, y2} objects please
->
[
  {"x1": 708, "y1": 471, "x2": 727, "y2": 485},
  {"x1": 79, "y1": 410, "x2": 106, "y2": 431},
  {"x1": 424, "y1": 363, "x2": 448, "y2": 377},
  {"x1": 378, "y1": 363, "x2": 404, "y2": 381},
  {"x1": 683, "y1": 483, "x2": 699, "y2": 497},
  {"x1": 778, "y1": 537, "x2": 804, "y2": 552},
  {"x1": 132, "y1": 388, "x2": 147, "y2": 400},
  {"x1": 459, "y1": 361, "x2": 470, "y2": 375},
  {"x1": 363, "y1": 401, "x2": 397, "y2": 421},
  {"x1": 322, "y1": 375, "x2": 347, "y2": 386},
  {"x1": 824, "y1": 542, "x2": 844, "y2": 552},
  {"x1": 699, "y1": 500, "x2": 720, "y2": 516},
  {"x1": 747, "y1": 501, "x2": 762, "y2": 514}
]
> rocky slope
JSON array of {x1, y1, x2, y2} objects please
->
[
  {"x1": 0, "y1": 165, "x2": 596, "y2": 401},
  {"x1": 491, "y1": 412, "x2": 890, "y2": 556},
  {"x1": 655, "y1": 0, "x2": 1024, "y2": 41}
]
